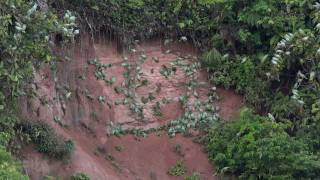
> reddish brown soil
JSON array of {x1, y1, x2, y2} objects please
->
[
  {"x1": 105, "y1": 133, "x2": 215, "y2": 180},
  {"x1": 19, "y1": 37, "x2": 243, "y2": 180},
  {"x1": 20, "y1": 132, "x2": 216, "y2": 180},
  {"x1": 216, "y1": 88, "x2": 244, "y2": 121}
]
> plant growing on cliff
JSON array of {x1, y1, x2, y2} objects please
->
[
  {"x1": 0, "y1": 1, "x2": 77, "y2": 178},
  {"x1": 0, "y1": 113, "x2": 28, "y2": 179},
  {"x1": 107, "y1": 122, "x2": 125, "y2": 137},
  {"x1": 184, "y1": 173, "x2": 200, "y2": 180},
  {"x1": 0, "y1": 147, "x2": 28, "y2": 180},
  {"x1": 152, "y1": 102, "x2": 163, "y2": 117},
  {"x1": 168, "y1": 160, "x2": 186, "y2": 176},
  {"x1": 207, "y1": 108, "x2": 320, "y2": 179},
  {"x1": 0, "y1": 0, "x2": 77, "y2": 111},
  {"x1": 71, "y1": 173, "x2": 90, "y2": 180},
  {"x1": 19, "y1": 121, "x2": 75, "y2": 160}
]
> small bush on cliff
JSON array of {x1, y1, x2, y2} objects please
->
[
  {"x1": 168, "y1": 160, "x2": 186, "y2": 176},
  {"x1": 207, "y1": 108, "x2": 320, "y2": 179},
  {"x1": 0, "y1": 147, "x2": 28, "y2": 180},
  {"x1": 19, "y1": 121, "x2": 74, "y2": 160},
  {"x1": 71, "y1": 173, "x2": 91, "y2": 180},
  {"x1": 0, "y1": 113, "x2": 28, "y2": 179}
]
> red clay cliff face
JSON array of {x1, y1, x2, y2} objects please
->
[
  {"x1": 216, "y1": 88, "x2": 244, "y2": 121},
  {"x1": 19, "y1": 36, "x2": 242, "y2": 180}
]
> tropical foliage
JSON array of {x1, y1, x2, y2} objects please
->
[
  {"x1": 19, "y1": 121, "x2": 74, "y2": 160},
  {"x1": 207, "y1": 108, "x2": 320, "y2": 179},
  {"x1": 0, "y1": 114, "x2": 27, "y2": 179},
  {"x1": 0, "y1": 147, "x2": 28, "y2": 180},
  {"x1": 0, "y1": 0, "x2": 77, "y2": 111},
  {"x1": 1, "y1": 0, "x2": 320, "y2": 179},
  {"x1": 0, "y1": 0, "x2": 76, "y2": 178}
]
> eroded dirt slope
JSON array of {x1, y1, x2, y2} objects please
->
[{"x1": 19, "y1": 36, "x2": 243, "y2": 180}]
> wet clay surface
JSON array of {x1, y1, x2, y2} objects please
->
[
  {"x1": 216, "y1": 88, "x2": 244, "y2": 121},
  {"x1": 19, "y1": 37, "x2": 243, "y2": 180}
]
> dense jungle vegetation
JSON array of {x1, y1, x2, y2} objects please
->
[{"x1": 1, "y1": 0, "x2": 320, "y2": 179}]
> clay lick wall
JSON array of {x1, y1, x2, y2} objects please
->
[{"x1": 19, "y1": 33, "x2": 118, "y2": 135}]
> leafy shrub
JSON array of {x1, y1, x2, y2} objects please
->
[
  {"x1": 294, "y1": 91, "x2": 320, "y2": 153},
  {"x1": 0, "y1": 0, "x2": 77, "y2": 111},
  {"x1": 201, "y1": 48, "x2": 233, "y2": 88},
  {"x1": 0, "y1": 114, "x2": 19, "y2": 147},
  {"x1": 0, "y1": 146, "x2": 28, "y2": 180},
  {"x1": 19, "y1": 121, "x2": 74, "y2": 160},
  {"x1": 198, "y1": 0, "x2": 316, "y2": 110},
  {"x1": 168, "y1": 160, "x2": 185, "y2": 176},
  {"x1": 43, "y1": 176, "x2": 59, "y2": 180},
  {"x1": 201, "y1": 49, "x2": 271, "y2": 109},
  {"x1": 207, "y1": 108, "x2": 320, "y2": 179},
  {"x1": 269, "y1": 93, "x2": 303, "y2": 125},
  {"x1": 184, "y1": 172, "x2": 200, "y2": 180},
  {"x1": 0, "y1": 113, "x2": 28, "y2": 179},
  {"x1": 71, "y1": 173, "x2": 90, "y2": 180}
]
